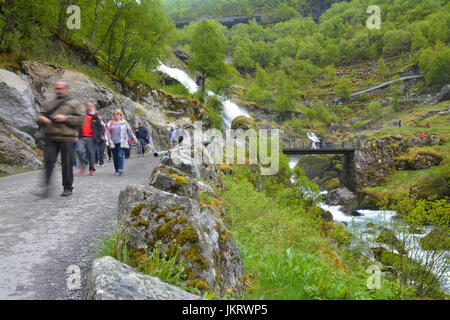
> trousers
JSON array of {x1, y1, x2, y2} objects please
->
[{"x1": 44, "y1": 139, "x2": 74, "y2": 190}]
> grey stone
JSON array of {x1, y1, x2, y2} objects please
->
[
  {"x1": 437, "y1": 84, "x2": 450, "y2": 102},
  {"x1": 0, "y1": 69, "x2": 38, "y2": 135},
  {"x1": 85, "y1": 256, "x2": 202, "y2": 300}
]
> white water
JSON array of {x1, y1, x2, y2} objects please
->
[
  {"x1": 287, "y1": 138, "x2": 449, "y2": 294},
  {"x1": 307, "y1": 132, "x2": 320, "y2": 149},
  {"x1": 157, "y1": 63, "x2": 250, "y2": 128}
]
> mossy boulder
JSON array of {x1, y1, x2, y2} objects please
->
[
  {"x1": 118, "y1": 185, "x2": 244, "y2": 295},
  {"x1": 410, "y1": 165, "x2": 450, "y2": 200},
  {"x1": 419, "y1": 229, "x2": 450, "y2": 251},
  {"x1": 395, "y1": 149, "x2": 442, "y2": 170},
  {"x1": 231, "y1": 116, "x2": 255, "y2": 131},
  {"x1": 323, "y1": 178, "x2": 341, "y2": 191},
  {"x1": 150, "y1": 165, "x2": 199, "y2": 201},
  {"x1": 376, "y1": 227, "x2": 407, "y2": 254}
]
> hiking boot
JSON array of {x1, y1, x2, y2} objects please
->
[
  {"x1": 61, "y1": 189, "x2": 72, "y2": 197},
  {"x1": 118, "y1": 170, "x2": 123, "y2": 176},
  {"x1": 89, "y1": 171, "x2": 95, "y2": 176},
  {"x1": 75, "y1": 168, "x2": 85, "y2": 175}
]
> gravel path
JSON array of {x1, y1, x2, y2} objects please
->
[{"x1": 0, "y1": 153, "x2": 159, "y2": 300}]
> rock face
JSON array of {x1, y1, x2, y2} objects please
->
[
  {"x1": 117, "y1": 161, "x2": 244, "y2": 294},
  {"x1": 0, "y1": 69, "x2": 38, "y2": 135},
  {"x1": 0, "y1": 124, "x2": 42, "y2": 171},
  {"x1": 85, "y1": 256, "x2": 202, "y2": 300}
]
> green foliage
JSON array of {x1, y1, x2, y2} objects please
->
[
  {"x1": 217, "y1": 165, "x2": 412, "y2": 300},
  {"x1": 189, "y1": 20, "x2": 227, "y2": 96},
  {"x1": 377, "y1": 193, "x2": 450, "y2": 297},
  {"x1": 366, "y1": 101, "x2": 382, "y2": 120},
  {"x1": 335, "y1": 78, "x2": 351, "y2": 100},
  {"x1": 137, "y1": 241, "x2": 186, "y2": 286},
  {"x1": 390, "y1": 79, "x2": 405, "y2": 112},
  {"x1": 206, "y1": 95, "x2": 224, "y2": 131},
  {"x1": 418, "y1": 41, "x2": 450, "y2": 88}
]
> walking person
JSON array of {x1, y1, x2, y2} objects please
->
[
  {"x1": 168, "y1": 125, "x2": 175, "y2": 146},
  {"x1": 106, "y1": 109, "x2": 137, "y2": 176},
  {"x1": 398, "y1": 119, "x2": 401, "y2": 128},
  {"x1": 136, "y1": 123, "x2": 149, "y2": 157},
  {"x1": 76, "y1": 101, "x2": 103, "y2": 176},
  {"x1": 95, "y1": 116, "x2": 107, "y2": 167},
  {"x1": 420, "y1": 130, "x2": 424, "y2": 143},
  {"x1": 36, "y1": 80, "x2": 84, "y2": 197}
]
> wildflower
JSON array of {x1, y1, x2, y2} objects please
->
[
  {"x1": 227, "y1": 288, "x2": 232, "y2": 293},
  {"x1": 173, "y1": 239, "x2": 177, "y2": 243}
]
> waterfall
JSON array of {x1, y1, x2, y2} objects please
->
[
  {"x1": 307, "y1": 132, "x2": 320, "y2": 149},
  {"x1": 157, "y1": 63, "x2": 250, "y2": 128}
]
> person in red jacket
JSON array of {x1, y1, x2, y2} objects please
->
[
  {"x1": 420, "y1": 130, "x2": 424, "y2": 143},
  {"x1": 76, "y1": 101, "x2": 103, "y2": 176}
]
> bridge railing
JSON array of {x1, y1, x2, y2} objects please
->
[{"x1": 282, "y1": 139, "x2": 362, "y2": 150}]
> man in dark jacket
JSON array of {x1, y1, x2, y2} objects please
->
[
  {"x1": 76, "y1": 101, "x2": 103, "y2": 176},
  {"x1": 136, "y1": 123, "x2": 149, "y2": 157},
  {"x1": 36, "y1": 80, "x2": 84, "y2": 197}
]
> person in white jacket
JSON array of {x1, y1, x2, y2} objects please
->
[{"x1": 106, "y1": 109, "x2": 137, "y2": 176}]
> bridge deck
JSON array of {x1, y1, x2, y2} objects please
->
[{"x1": 282, "y1": 148, "x2": 356, "y2": 155}]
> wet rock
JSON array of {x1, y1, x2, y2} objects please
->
[
  {"x1": 231, "y1": 116, "x2": 255, "y2": 131},
  {"x1": 324, "y1": 187, "x2": 358, "y2": 213},
  {"x1": 85, "y1": 256, "x2": 202, "y2": 300}
]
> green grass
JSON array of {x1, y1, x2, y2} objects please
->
[{"x1": 217, "y1": 171, "x2": 415, "y2": 300}]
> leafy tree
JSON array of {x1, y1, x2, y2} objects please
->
[
  {"x1": 390, "y1": 79, "x2": 404, "y2": 112},
  {"x1": 189, "y1": 20, "x2": 227, "y2": 96},
  {"x1": 335, "y1": 78, "x2": 351, "y2": 100},
  {"x1": 418, "y1": 41, "x2": 450, "y2": 88},
  {"x1": 383, "y1": 29, "x2": 412, "y2": 57}
]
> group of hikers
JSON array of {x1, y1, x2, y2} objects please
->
[{"x1": 35, "y1": 80, "x2": 182, "y2": 198}]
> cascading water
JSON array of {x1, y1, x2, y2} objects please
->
[
  {"x1": 288, "y1": 135, "x2": 449, "y2": 293},
  {"x1": 156, "y1": 63, "x2": 250, "y2": 128}
]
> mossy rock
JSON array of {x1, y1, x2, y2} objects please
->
[
  {"x1": 231, "y1": 116, "x2": 255, "y2": 130},
  {"x1": 323, "y1": 178, "x2": 341, "y2": 191},
  {"x1": 376, "y1": 227, "x2": 407, "y2": 254},
  {"x1": 419, "y1": 229, "x2": 450, "y2": 251}
]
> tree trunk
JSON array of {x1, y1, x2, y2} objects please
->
[
  {"x1": 57, "y1": 0, "x2": 69, "y2": 35},
  {"x1": 113, "y1": 22, "x2": 129, "y2": 76},
  {"x1": 91, "y1": 9, "x2": 121, "y2": 59},
  {"x1": 121, "y1": 59, "x2": 139, "y2": 81},
  {"x1": 201, "y1": 72, "x2": 206, "y2": 97},
  {"x1": 89, "y1": 0, "x2": 101, "y2": 49},
  {"x1": 107, "y1": 26, "x2": 115, "y2": 73}
]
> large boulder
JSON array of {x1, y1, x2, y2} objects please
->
[
  {"x1": 0, "y1": 124, "x2": 42, "y2": 171},
  {"x1": 85, "y1": 256, "x2": 202, "y2": 300},
  {"x1": 231, "y1": 116, "x2": 255, "y2": 131},
  {"x1": 396, "y1": 150, "x2": 442, "y2": 170},
  {"x1": 0, "y1": 69, "x2": 38, "y2": 135},
  {"x1": 117, "y1": 184, "x2": 244, "y2": 294},
  {"x1": 437, "y1": 84, "x2": 450, "y2": 102},
  {"x1": 324, "y1": 187, "x2": 358, "y2": 213}
]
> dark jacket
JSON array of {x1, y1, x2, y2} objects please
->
[
  {"x1": 37, "y1": 96, "x2": 85, "y2": 142},
  {"x1": 79, "y1": 112, "x2": 103, "y2": 142},
  {"x1": 136, "y1": 126, "x2": 149, "y2": 140}
]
